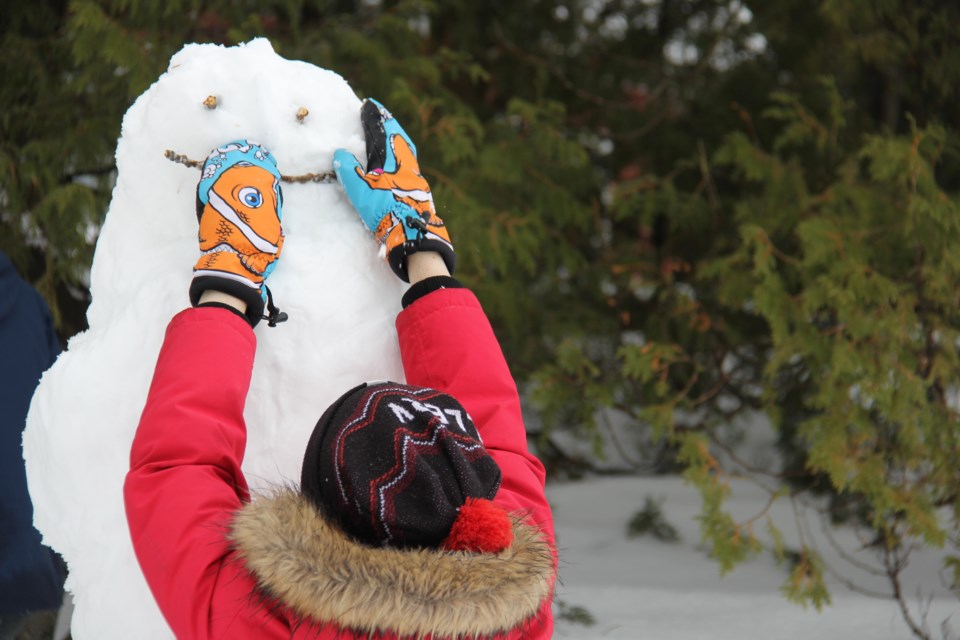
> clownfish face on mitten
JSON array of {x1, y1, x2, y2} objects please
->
[{"x1": 196, "y1": 163, "x2": 284, "y2": 282}]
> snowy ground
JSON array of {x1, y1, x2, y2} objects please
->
[{"x1": 549, "y1": 476, "x2": 957, "y2": 639}]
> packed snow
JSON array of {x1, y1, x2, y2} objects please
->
[
  {"x1": 23, "y1": 39, "x2": 407, "y2": 638},
  {"x1": 21, "y1": 39, "x2": 957, "y2": 639}
]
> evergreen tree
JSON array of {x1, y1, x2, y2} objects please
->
[{"x1": 3, "y1": 1, "x2": 959, "y2": 635}]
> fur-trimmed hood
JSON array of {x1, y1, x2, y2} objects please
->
[{"x1": 230, "y1": 489, "x2": 554, "y2": 639}]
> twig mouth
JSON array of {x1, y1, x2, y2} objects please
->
[{"x1": 164, "y1": 149, "x2": 336, "y2": 184}]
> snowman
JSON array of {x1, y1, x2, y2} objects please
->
[{"x1": 23, "y1": 39, "x2": 409, "y2": 639}]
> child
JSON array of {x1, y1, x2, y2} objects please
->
[{"x1": 124, "y1": 99, "x2": 556, "y2": 639}]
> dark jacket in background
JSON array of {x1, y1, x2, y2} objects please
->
[{"x1": 0, "y1": 251, "x2": 65, "y2": 615}]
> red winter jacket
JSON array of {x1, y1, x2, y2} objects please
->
[{"x1": 124, "y1": 287, "x2": 556, "y2": 639}]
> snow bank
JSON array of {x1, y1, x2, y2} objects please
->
[{"x1": 550, "y1": 476, "x2": 957, "y2": 639}]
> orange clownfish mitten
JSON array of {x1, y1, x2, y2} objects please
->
[
  {"x1": 333, "y1": 99, "x2": 454, "y2": 282},
  {"x1": 189, "y1": 140, "x2": 286, "y2": 327}
]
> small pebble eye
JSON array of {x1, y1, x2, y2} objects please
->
[{"x1": 238, "y1": 187, "x2": 263, "y2": 208}]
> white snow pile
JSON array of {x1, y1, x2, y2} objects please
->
[{"x1": 23, "y1": 39, "x2": 407, "y2": 639}]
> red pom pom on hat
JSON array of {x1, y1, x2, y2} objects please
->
[{"x1": 441, "y1": 497, "x2": 514, "y2": 553}]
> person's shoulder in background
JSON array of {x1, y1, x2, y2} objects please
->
[{"x1": 0, "y1": 250, "x2": 66, "y2": 631}]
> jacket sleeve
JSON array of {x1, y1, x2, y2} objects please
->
[
  {"x1": 123, "y1": 307, "x2": 287, "y2": 639},
  {"x1": 395, "y1": 288, "x2": 555, "y2": 539}
]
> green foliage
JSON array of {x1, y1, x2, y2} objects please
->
[
  {"x1": 690, "y1": 77, "x2": 958, "y2": 625},
  {"x1": 723, "y1": 86, "x2": 958, "y2": 551},
  {"x1": 945, "y1": 556, "x2": 960, "y2": 593},
  {"x1": 768, "y1": 519, "x2": 832, "y2": 611},
  {"x1": 555, "y1": 599, "x2": 596, "y2": 627},
  {"x1": 627, "y1": 496, "x2": 680, "y2": 543},
  {"x1": 1, "y1": 1, "x2": 115, "y2": 329},
  {"x1": 780, "y1": 548, "x2": 832, "y2": 611},
  {"x1": 678, "y1": 432, "x2": 761, "y2": 572}
]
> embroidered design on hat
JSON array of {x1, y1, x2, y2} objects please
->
[
  {"x1": 330, "y1": 386, "x2": 490, "y2": 544},
  {"x1": 304, "y1": 382, "x2": 502, "y2": 549}
]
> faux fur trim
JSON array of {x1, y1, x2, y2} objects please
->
[{"x1": 229, "y1": 489, "x2": 553, "y2": 639}]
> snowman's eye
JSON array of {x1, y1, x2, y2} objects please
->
[{"x1": 238, "y1": 187, "x2": 263, "y2": 208}]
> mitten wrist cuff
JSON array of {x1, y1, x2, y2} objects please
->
[
  {"x1": 401, "y1": 276, "x2": 464, "y2": 309},
  {"x1": 389, "y1": 240, "x2": 456, "y2": 283},
  {"x1": 196, "y1": 301, "x2": 254, "y2": 326},
  {"x1": 190, "y1": 276, "x2": 265, "y2": 327}
]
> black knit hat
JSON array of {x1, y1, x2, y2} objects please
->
[{"x1": 300, "y1": 382, "x2": 504, "y2": 550}]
